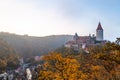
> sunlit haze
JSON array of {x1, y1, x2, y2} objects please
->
[{"x1": 0, "y1": 0, "x2": 120, "y2": 41}]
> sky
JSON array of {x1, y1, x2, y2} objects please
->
[{"x1": 0, "y1": 0, "x2": 120, "y2": 41}]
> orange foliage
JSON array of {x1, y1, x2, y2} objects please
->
[{"x1": 38, "y1": 52, "x2": 88, "y2": 80}]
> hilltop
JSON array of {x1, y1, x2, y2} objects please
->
[{"x1": 0, "y1": 32, "x2": 73, "y2": 57}]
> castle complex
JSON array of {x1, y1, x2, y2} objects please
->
[{"x1": 65, "y1": 22, "x2": 106, "y2": 51}]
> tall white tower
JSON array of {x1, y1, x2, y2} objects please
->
[{"x1": 96, "y1": 22, "x2": 103, "y2": 41}]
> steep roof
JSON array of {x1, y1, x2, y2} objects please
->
[
  {"x1": 78, "y1": 36, "x2": 90, "y2": 43},
  {"x1": 97, "y1": 22, "x2": 103, "y2": 30},
  {"x1": 66, "y1": 40, "x2": 76, "y2": 45}
]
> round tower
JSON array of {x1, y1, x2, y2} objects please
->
[{"x1": 96, "y1": 22, "x2": 103, "y2": 41}]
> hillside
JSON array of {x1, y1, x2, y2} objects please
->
[
  {"x1": 0, "y1": 38, "x2": 19, "y2": 72},
  {"x1": 0, "y1": 32, "x2": 73, "y2": 57},
  {"x1": 38, "y1": 42, "x2": 120, "y2": 80}
]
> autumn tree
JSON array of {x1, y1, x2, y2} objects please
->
[
  {"x1": 0, "y1": 38, "x2": 19, "y2": 73},
  {"x1": 38, "y1": 41, "x2": 120, "y2": 80},
  {"x1": 38, "y1": 52, "x2": 88, "y2": 80},
  {"x1": 54, "y1": 46, "x2": 76, "y2": 56},
  {"x1": 103, "y1": 42, "x2": 120, "y2": 53}
]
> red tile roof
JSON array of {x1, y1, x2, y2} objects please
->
[
  {"x1": 77, "y1": 36, "x2": 90, "y2": 43},
  {"x1": 97, "y1": 22, "x2": 103, "y2": 30},
  {"x1": 66, "y1": 36, "x2": 91, "y2": 45},
  {"x1": 66, "y1": 41, "x2": 76, "y2": 45}
]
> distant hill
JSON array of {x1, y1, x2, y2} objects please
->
[{"x1": 0, "y1": 32, "x2": 73, "y2": 57}]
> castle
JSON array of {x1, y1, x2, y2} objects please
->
[{"x1": 65, "y1": 22, "x2": 106, "y2": 51}]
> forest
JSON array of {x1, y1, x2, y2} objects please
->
[
  {"x1": 38, "y1": 42, "x2": 120, "y2": 80},
  {"x1": 0, "y1": 38, "x2": 19, "y2": 73},
  {"x1": 0, "y1": 33, "x2": 120, "y2": 80}
]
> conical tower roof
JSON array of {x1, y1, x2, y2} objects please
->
[{"x1": 96, "y1": 22, "x2": 103, "y2": 30}]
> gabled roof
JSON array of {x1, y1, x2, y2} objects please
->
[
  {"x1": 66, "y1": 41, "x2": 76, "y2": 45},
  {"x1": 97, "y1": 22, "x2": 103, "y2": 30},
  {"x1": 78, "y1": 36, "x2": 90, "y2": 43}
]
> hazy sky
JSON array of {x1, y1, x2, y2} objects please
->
[{"x1": 0, "y1": 0, "x2": 120, "y2": 41}]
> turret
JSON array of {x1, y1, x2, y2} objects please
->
[
  {"x1": 96, "y1": 22, "x2": 103, "y2": 41},
  {"x1": 73, "y1": 33, "x2": 79, "y2": 43}
]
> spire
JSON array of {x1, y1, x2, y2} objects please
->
[{"x1": 96, "y1": 22, "x2": 103, "y2": 30}]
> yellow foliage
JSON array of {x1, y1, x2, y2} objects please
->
[
  {"x1": 90, "y1": 65, "x2": 109, "y2": 80},
  {"x1": 0, "y1": 59, "x2": 7, "y2": 69},
  {"x1": 38, "y1": 52, "x2": 88, "y2": 80}
]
